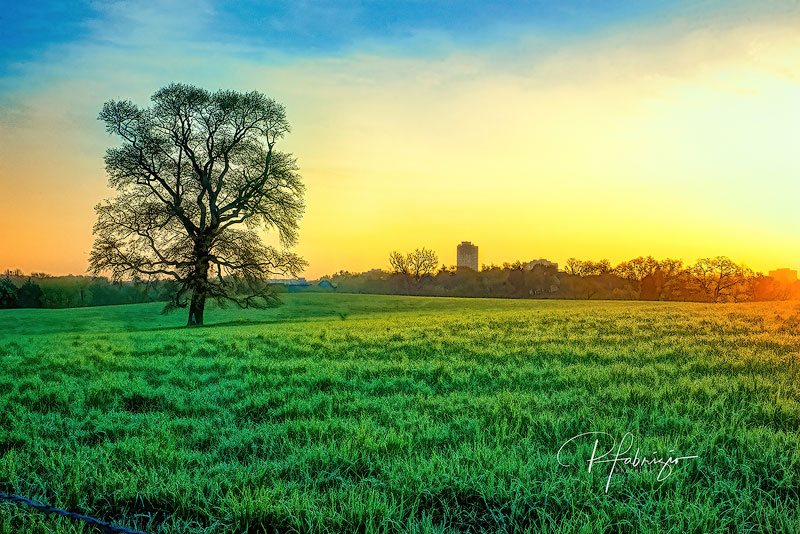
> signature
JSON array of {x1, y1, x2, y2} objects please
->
[{"x1": 557, "y1": 431, "x2": 699, "y2": 493}]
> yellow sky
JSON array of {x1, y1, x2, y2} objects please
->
[{"x1": 1, "y1": 11, "x2": 799, "y2": 278}]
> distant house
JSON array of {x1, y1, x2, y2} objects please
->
[
  {"x1": 524, "y1": 258, "x2": 558, "y2": 272},
  {"x1": 270, "y1": 277, "x2": 309, "y2": 286},
  {"x1": 269, "y1": 278, "x2": 311, "y2": 293},
  {"x1": 318, "y1": 280, "x2": 336, "y2": 291}
]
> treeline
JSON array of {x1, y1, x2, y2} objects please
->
[
  {"x1": 0, "y1": 270, "x2": 171, "y2": 309},
  {"x1": 4, "y1": 255, "x2": 797, "y2": 309},
  {"x1": 559, "y1": 256, "x2": 797, "y2": 302},
  {"x1": 321, "y1": 255, "x2": 799, "y2": 303}
]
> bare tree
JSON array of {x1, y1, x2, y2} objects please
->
[
  {"x1": 588, "y1": 259, "x2": 613, "y2": 275},
  {"x1": 564, "y1": 258, "x2": 611, "y2": 276},
  {"x1": 692, "y1": 256, "x2": 748, "y2": 302},
  {"x1": 389, "y1": 251, "x2": 409, "y2": 276},
  {"x1": 389, "y1": 248, "x2": 439, "y2": 294},
  {"x1": 564, "y1": 257, "x2": 583, "y2": 275},
  {"x1": 89, "y1": 83, "x2": 306, "y2": 326},
  {"x1": 407, "y1": 248, "x2": 439, "y2": 282}
]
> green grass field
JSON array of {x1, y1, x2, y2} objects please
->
[{"x1": 1, "y1": 294, "x2": 799, "y2": 533}]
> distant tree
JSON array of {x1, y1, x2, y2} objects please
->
[
  {"x1": 43, "y1": 286, "x2": 70, "y2": 308},
  {"x1": 389, "y1": 252, "x2": 409, "y2": 275},
  {"x1": 436, "y1": 264, "x2": 456, "y2": 275},
  {"x1": 560, "y1": 274, "x2": 597, "y2": 299},
  {"x1": 16, "y1": 279, "x2": 44, "y2": 308},
  {"x1": 89, "y1": 83, "x2": 306, "y2": 326},
  {"x1": 0, "y1": 278, "x2": 17, "y2": 308},
  {"x1": 389, "y1": 248, "x2": 438, "y2": 282},
  {"x1": 564, "y1": 258, "x2": 611, "y2": 276},
  {"x1": 77, "y1": 279, "x2": 93, "y2": 307},
  {"x1": 639, "y1": 258, "x2": 685, "y2": 300},
  {"x1": 502, "y1": 260, "x2": 524, "y2": 271},
  {"x1": 732, "y1": 265, "x2": 756, "y2": 302},
  {"x1": 743, "y1": 273, "x2": 780, "y2": 302},
  {"x1": 564, "y1": 258, "x2": 582, "y2": 275},
  {"x1": 614, "y1": 256, "x2": 659, "y2": 281},
  {"x1": 692, "y1": 256, "x2": 749, "y2": 302}
]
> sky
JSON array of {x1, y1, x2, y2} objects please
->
[{"x1": 1, "y1": 0, "x2": 799, "y2": 279}]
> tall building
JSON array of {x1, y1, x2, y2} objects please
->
[
  {"x1": 457, "y1": 241, "x2": 479, "y2": 271},
  {"x1": 769, "y1": 268, "x2": 798, "y2": 285}
]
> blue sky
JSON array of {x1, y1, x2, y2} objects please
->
[{"x1": 2, "y1": 0, "x2": 703, "y2": 73}]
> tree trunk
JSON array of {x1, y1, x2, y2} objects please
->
[
  {"x1": 187, "y1": 241, "x2": 211, "y2": 327},
  {"x1": 187, "y1": 292, "x2": 205, "y2": 327}
]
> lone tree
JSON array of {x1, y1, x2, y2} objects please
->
[{"x1": 90, "y1": 83, "x2": 306, "y2": 326}]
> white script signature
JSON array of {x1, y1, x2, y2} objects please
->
[{"x1": 557, "y1": 431, "x2": 699, "y2": 493}]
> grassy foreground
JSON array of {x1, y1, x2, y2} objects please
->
[{"x1": 0, "y1": 294, "x2": 799, "y2": 533}]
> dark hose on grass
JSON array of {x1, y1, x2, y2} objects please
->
[{"x1": 0, "y1": 492, "x2": 148, "y2": 534}]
